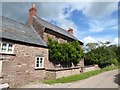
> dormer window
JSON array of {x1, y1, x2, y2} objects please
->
[{"x1": 0, "y1": 42, "x2": 14, "y2": 54}]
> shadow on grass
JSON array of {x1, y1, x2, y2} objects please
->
[{"x1": 114, "y1": 73, "x2": 120, "y2": 85}]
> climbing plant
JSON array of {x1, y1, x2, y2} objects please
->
[{"x1": 47, "y1": 38, "x2": 84, "y2": 66}]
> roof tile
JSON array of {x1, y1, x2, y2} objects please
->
[{"x1": 0, "y1": 17, "x2": 47, "y2": 47}]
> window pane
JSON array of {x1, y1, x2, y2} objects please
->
[
  {"x1": 40, "y1": 59, "x2": 42, "y2": 67},
  {"x1": 40, "y1": 58, "x2": 43, "y2": 60},
  {"x1": 40, "y1": 60, "x2": 42, "y2": 63},
  {"x1": 37, "y1": 60, "x2": 39, "y2": 64},
  {"x1": 8, "y1": 44, "x2": 13, "y2": 52},
  {"x1": 40, "y1": 58, "x2": 43, "y2": 67},
  {"x1": 37, "y1": 57, "x2": 39, "y2": 60},
  {"x1": 40, "y1": 63, "x2": 42, "y2": 67},
  {"x1": 2, "y1": 43, "x2": 7, "y2": 52},
  {"x1": 36, "y1": 63, "x2": 39, "y2": 67}
]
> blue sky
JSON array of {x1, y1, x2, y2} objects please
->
[{"x1": 2, "y1": 2, "x2": 118, "y2": 45}]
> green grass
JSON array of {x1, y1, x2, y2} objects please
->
[{"x1": 43, "y1": 66, "x2": 118, "y2": 84}]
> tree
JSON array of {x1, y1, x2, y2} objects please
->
[
  {"x1": 84, "y1": 41, "x2": 117, "y2": 68},
  {"x1": 109, "y1": 45, "x2": 120, "y2": 65},
  {"x1": 86, "y1": 43, "x2": 98, "y2": 50}
]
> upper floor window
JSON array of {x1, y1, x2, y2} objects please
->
[
  {"x1": 35, "y1": 56, "x2": 44, "y2": 69},
  {"x1": 0, "y1": 42, "x2": 14, "y2": 54}
]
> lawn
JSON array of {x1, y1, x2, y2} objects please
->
[{"x1": 43, "y1": 66, "x2": 118, "y2": 84}]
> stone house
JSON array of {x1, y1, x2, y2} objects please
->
[
  {"x1": 0, "y1": 4, "x2": 83, "y2": 87},
  {"x1": 0, "y1": 16, "x2": 51, "y2": 87},
  {"x1": 28, "y1": 4, "x2": 83, "y2": 45},
  {"x1": 28, "y1": 4, "x2": 84, "y2": 68}
]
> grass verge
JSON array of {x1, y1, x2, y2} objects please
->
[{"x1": 43, "y1": 66, "x2": 118, "y2": 84}]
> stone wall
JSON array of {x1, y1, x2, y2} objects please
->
[
  {"x1": 45, "y1": 67, "x2": 81, "y2": 79},
  {"x1": 1, "y1": 43, "x2": 50, "y2": 87},
  {"x1": 43, "y1": 32, "x2": 67, "y2": 44},
  {"x1": 45, "y1": 65, "x2": 100, "y2": 80},
  {"x1": 83, "y1": 65, "x2": 100, "y2": 72},
  {"x1": 45, "y1": 70, "x2": 56, "y2": 80},
  {"x1": 33, "y1": 19, "x2": 68, "y2": 44},
  {"x1": 56, "y1": 67, "x2": 81, "y2": 79},
  {"x1": 33, "y1": 18, "x2": 44, "y2": 39}
]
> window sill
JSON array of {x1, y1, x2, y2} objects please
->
[
  {"x1": 0, "y1": 75, "x2": 3, "y2": 78},
  {"x1": 0, "y1": 52, "x2": 16, "y2": 56},
  {"x1": 35, "y1": 68, "x2": 45, "y2": 70}
]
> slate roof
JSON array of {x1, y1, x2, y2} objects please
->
[
  {"x1": 33, "y1": 16, "x2": 83, "y2": 45},
  {"x1": 0, "y1": 16, "x2": 47, "y2": 47}
]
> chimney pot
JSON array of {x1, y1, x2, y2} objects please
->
[
  {"x1": 28, "y1": 3, "x2": 37, "y2": 26},
  {"x1": 32, "y1": 4, "x2": 36, "y2": 8},
  {"x1": 68, "y1": 27, "x2": 73, "y2": 34}
]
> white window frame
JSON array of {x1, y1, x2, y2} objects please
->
[
  {"x1": 0, "y1": 42, "x2": 14, "y2": 54},
  {"x1": 0, "y1": 59, "x2": 2, "y2": 77},
  {"x1": 35, "y1": 57, "x2": 44, "y2": 69}
]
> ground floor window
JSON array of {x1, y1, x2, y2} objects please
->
[{"x1": 35, "y1": 57, "x2": 44, "y2": 69}]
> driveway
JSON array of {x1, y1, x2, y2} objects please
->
[{"x1": 20, "y1": 69, "x2": 119, "y2": 88}]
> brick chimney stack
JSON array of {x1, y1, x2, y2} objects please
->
[
  {"x1": 68, "y1": 27, "x2": 73, "y2": 34},
  {"x1": 28, "y1": 4, "x2": 37, "y2": 26}
]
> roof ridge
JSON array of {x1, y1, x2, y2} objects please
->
[
  {"x1": 34, "y1": 16, "x2": 78, "y2": 40},
  {"x1": 36, "y1": 16, "x2": 64, "y2": 29}
]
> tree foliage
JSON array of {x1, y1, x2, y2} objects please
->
[
  {"x1": 84, "y1": 41, "x2": 118, "y2": 68},
  {"x1": 109, "y1": 45, "x2": 120, "y2": 65},
  {"x1": 86, "y1": 43, "x2": 98, "y2": 51},
  {"x1": 47, "y1": 38, "x2": 84, "y2": 66}
]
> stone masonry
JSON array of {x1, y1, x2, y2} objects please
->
[{"x1": 1, "y1": 42, "x2": 51, "y2": 87}]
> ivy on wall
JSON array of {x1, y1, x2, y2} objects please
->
[{"x1": 47, "y1": 38, "x2": 84, "y2": 67}]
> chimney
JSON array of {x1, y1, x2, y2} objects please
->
[
  {"x1": 28, "y1": 4, "x2": 37, "y2": 26},
  {"x1": 68, "y1": 27, "x2": 73, "y2": 34}
]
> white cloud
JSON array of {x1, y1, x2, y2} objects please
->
[
  {"x1": 36, "y1": 2, "x2": 118, "y2": 37},
  {"x1": 38, "y1": 2, "x2": 117, "y2": 20},
  {"x1": 82, "y1": 2, "x2": 117, "y2": 19},
  {"x1": 88, "y1": 18, "x2": 117, "y2": 32},
  {"x1": 38, "y1": 3, "x2": 71, "y2": 20},
  {"x1": 114, "y1": 37, "x2": 119, "y2": 45},
  {"x1": 82, "y1": 36, "x2": 105, "y2": 44},
  {"x1": 82, "y1": 36, "x2": 95, "y2": 44},
  {"x1": 82, "y1": 35, "x2": 118, "y2": 45}
]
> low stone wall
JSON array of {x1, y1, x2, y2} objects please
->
[
  {"x1": 45, "y1": 67, "x2": 81, "y2": 79},
  {"x1": 45, "y1": 65, "x2": 100, "y2": 79},
  {"x1": 83, "y1": 65, "x2": 100, "y2": 72}
]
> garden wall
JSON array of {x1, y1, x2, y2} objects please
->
[
  {"x1": 83, "y1": 65, "x2": 100, "y2": 72},
  {"x1": 45, "y1": 64, "x2": 100, "y2": 79},
  {"x1": 45, "y1": 67, "x2": 81, "y2": 79}
]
